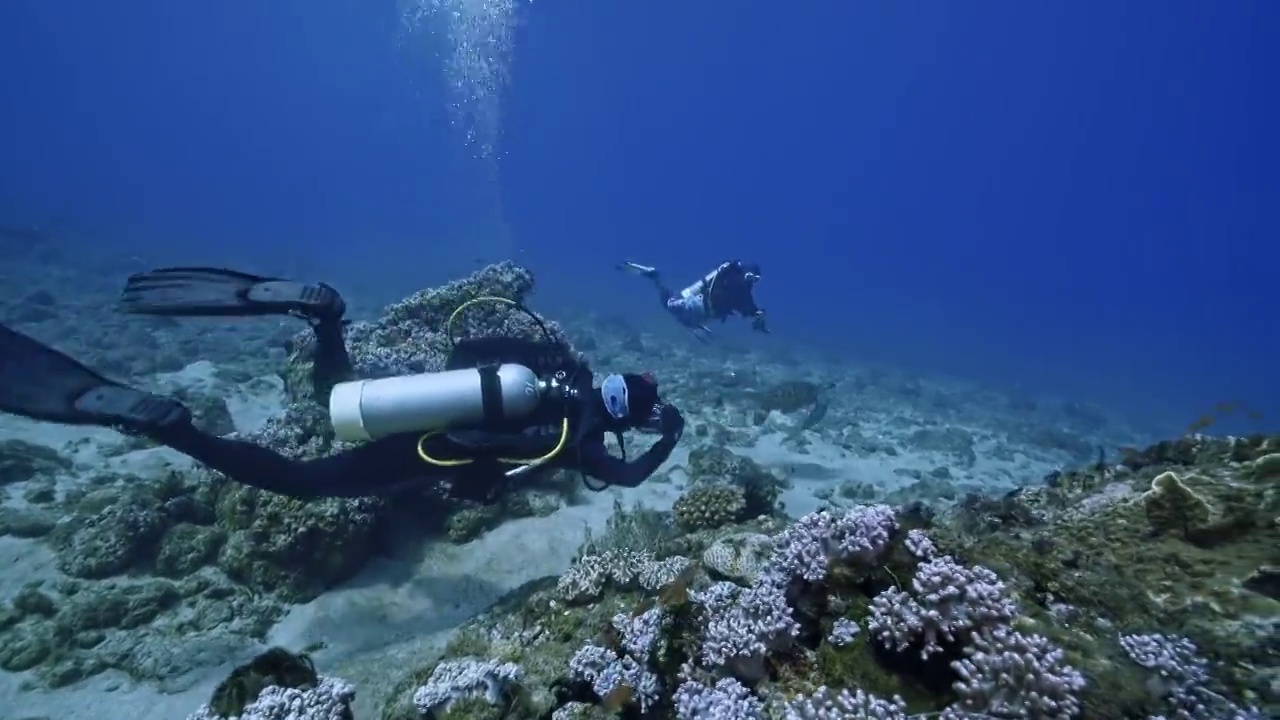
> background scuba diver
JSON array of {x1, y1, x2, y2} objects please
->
[
  {"x1": 0, "y1": 267, "x2": 685, "y2": 501},
  {"x1": 618, "y1": 260, "x2": 768, "y2": 341}
]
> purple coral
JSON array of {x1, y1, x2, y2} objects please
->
[
  {"x1": 950, "y1": 626, "x2": 1086, "y2": 720},
  {"x1": 413, "y1": 658, "x2": 523, "y2": 715},
  {"x1": 186, "y1": 676, "x2": 355, "y2": 720},
  {"x1": 1119, "y1": 633, "x2": 1208, "y2": 695},
  {"x1": 612, "y1": 606, "x2": 666, "y2": 660},
  {"x1": 568, "y1": 644, "x2": 663, "y2": 712},
  {"x1": 1119, "y1": 633, "x2": 1262, "y2": 720},
  {"x1": 693, "y1": 579, "x2": 800, "y2": 682},
  {"x1": 672, "y1": 677, "x2": 764, "y2": 720},
  {"x1": 569, "y1": 594, "x2": 672, "y2": 712},
  {"x1": 784, "y1": 686, "x2": 909, "y2": 719},
  {"x1": 828, "y1": 617, "x2": 861, "y2": 646},
  {"x1": 904, "y1": 528, "x2": 937, "y2": 559},
  {"x1": 866, "y1": 555, "x2": 1017, "y2": 659},
  {"x1": 770, "y1": 504, "x2": 898, "y2": 582}
]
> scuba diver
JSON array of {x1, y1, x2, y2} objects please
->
[
  {"x1": 618, "y1": 259, "x2": 768, "y2": 341},
  {"x1": 0, "y1": 267, "x2": 685, "y2": 502}
]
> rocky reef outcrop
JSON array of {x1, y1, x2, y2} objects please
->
[{"x1": 282, "y1": 261, "x2": 574, "y2": 405}]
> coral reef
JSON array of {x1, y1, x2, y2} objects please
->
[
  {"x1": 187, "y1": 647, "x2": 356, "y2": 720},
  {"x1": 672, "y1": 485, "x2": 747, "y2": 531},
  {"x1": 684, "y1": 446, "x2": 783, "y2": 517},
  {"x1": 366, "y1": 433, "x2": 1274, "y2": 720}
]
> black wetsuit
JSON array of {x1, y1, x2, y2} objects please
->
[
  {"x1": 142, "y1": 321, "x2": 679, "y2": 500},
  {"x1": 704, "y1": 261, "x2": 763, "y2": 322}
]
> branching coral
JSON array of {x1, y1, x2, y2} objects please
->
[
  {"x1": 866, "y1": 555, "x2": 1019, "y2": 659},
  {"x1": 1118, "y1": 633, "x2": 1263, "y2": 720},
  {"x1": 413, "y1": 657, "x2": 524, "y2": 716}
]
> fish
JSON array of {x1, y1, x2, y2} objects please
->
[
  {"x1": 657, "y1": 565, "x2": 697, "y2": 608},
  {"x1": 600, "y1": 683, "x2": 634, "y2": 712},
  {"x1": 1186, "y1": 414, "x2": 1215, "y2": 433},
  {"x1": 630, "y1": 597, "x2": 656, "y2": 618},
  {"x1": 599, "y1": 621, "x2": 620, "y2": 648}
]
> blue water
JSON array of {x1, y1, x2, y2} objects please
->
[{"x1": 1, "y1": 1, "x2": 1275, "y2": 436}]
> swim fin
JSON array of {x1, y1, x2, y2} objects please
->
[
  {"x1": 0, "y1": 323, "x2": 190, "y2": 431},
  {"x1": 119, "y1": 267, "x2": 345, "y2": 319},
  {"x1": 618, "y1": 261, "x2": 659, "y2": 279}
]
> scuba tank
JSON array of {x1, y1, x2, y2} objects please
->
[{"x1": 328, "y1": 363, "x2": 544, "y2": 442}]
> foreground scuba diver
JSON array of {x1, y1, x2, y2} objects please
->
[
  {"x1": 0, "y1": 267, "x2": 685, "y2": 501},
  {"x1": 618, "y1": 259, "x2": 768, "y2": 341}
]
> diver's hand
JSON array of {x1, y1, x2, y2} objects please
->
[
  {"x1": 751, "y1": 311, "x2": 769, "y2": 333},
  {"x1": 659, "y1": 404, "x2": 685, "y2": 441}
]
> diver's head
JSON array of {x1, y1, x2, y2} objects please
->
[
  {"x1": 600, "y1": 371, "x2": 663, "y2": 430},
  {"x1": 742, "y1": 262, "x2": 762, "y2": 283}
]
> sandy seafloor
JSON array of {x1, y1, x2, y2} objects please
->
[{"x1": 0, "y1": 356, "x2": 1122, "y2": 720}]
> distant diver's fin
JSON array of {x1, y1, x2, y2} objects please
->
[
  {"x1": 0, "y1": 323, "x2": 190, "y2": 431},
  {"x1": 119, "y1": 267, "x2": 344, "y2": 319},
  {"x1": 617, "y1": 261, "x2": 659, "y2": 278}
]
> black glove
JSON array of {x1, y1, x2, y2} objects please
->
[
  {"x1": 659, "y1": 403, "x2": 685, "y2": 441},
  {"x1": 751, "y1": 311, "x2": 769, "y2": 333}
]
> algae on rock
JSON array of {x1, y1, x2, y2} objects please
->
[
  {"x1": 50, "y1": 492, "x2": 170, "y2": 579},
  {"x1": 672, "y1": 485, "x2": 746, "y2": 531},
  {"x1": 0, "y1": 570, "x2": 284, "y2": 688},
  {"x1": 1142, "y1": 470, "x2": 1214, "y2": 539},
  {"x1": 0, "y1": 439, "x2": 71, "y2": 485},
  {"x1": 684, "y1": 446, "x2": 783, "y2": 517}
]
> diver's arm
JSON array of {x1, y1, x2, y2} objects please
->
[
  {"x1": 578, "y1": 431, "x2": 679, "y2": 488},
  {"x1": 148, "y1": 421, "x2": 422, "y2": 498}
]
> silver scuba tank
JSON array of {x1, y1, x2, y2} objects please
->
[{"x1": 328, "y1": 363, "x2": 543, "y2": 442}]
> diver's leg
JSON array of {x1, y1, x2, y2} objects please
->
[
  {"x1": 120, "y1": 268, "x2": 354, "y2": 405},
  {"x1": 618, "y1": 260, "x2": 659, "y2": 278},
  {"x1": 0, "y1": 323, "x2": 191, "y2": 430},
  {"x1": 309, "y1": 318, "x2": 355, "y2": 405},
  {"x1": 0, "y1": 322, "x2": 423, "y2": 498},
  {"x1": 647, "y1": 274, "x2": 677, "y2": 307},
  {"x1": 148, "y1": 421, "x2": 423, "y2": 498},
  {"x1": 618, "y1": 261, "x2": 674, "y2": 298}
]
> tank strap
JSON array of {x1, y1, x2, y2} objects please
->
[{"x1": 477, "y1": 364, "x2": 504, "y2": 424}]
